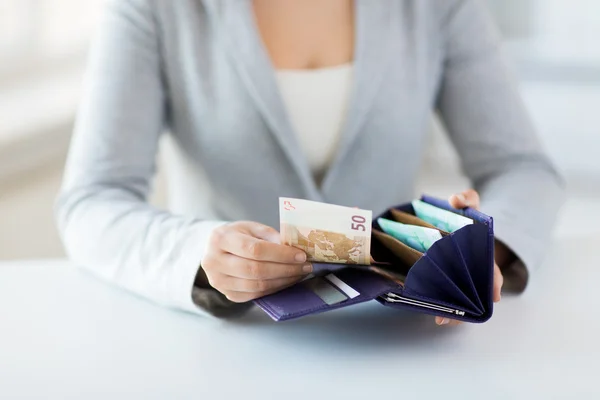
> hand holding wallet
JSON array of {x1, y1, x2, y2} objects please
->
[{"x1": 255, "y1": 195, "x2": 495, "y2": 323}]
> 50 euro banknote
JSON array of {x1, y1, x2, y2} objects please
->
[{"x1": 279, "y1": 198, "x2": 372, "y2": 265}]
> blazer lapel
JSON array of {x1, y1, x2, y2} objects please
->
[
  {"x1": 321, "y1": 2, "x2": 395, "y2": 192},
  {"x1": 221, "y1": 0, "x2": 322, "y2": 201}
]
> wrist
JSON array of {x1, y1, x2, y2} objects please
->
[
  {"x1": 494, "y1": 239, "x2": 516, "y2": 268},
  {"x1": 194, "y1": 266, "x2": 210, "y2": 288}
]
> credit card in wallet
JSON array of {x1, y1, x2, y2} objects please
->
[
  {"x1": 377, "y1": 218, "x2": 442, "y2": 252},
  {"x1": 411, "y1": 200, "x2": 473, "y2": 233},
  {"x1": 303, "y1": 274, "x2": 360, "y2": 305}
]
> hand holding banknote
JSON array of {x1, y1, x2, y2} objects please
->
[{"x1": 201, "y1": 221, "x2": 313, "y2": 303}]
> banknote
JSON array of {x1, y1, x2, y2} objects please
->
[
  {"x1": 411, "y1": 200, "x2": 473, "y2": 233},
  {"x1": 280, "y1": 198, "x2": 372, "y2": 265},
  {"x1": 377, "y1": 218, "x2": 443, "y2": 253}
]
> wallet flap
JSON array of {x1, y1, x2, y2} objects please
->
[
  {"x1": 403, "y1": 244, "x2": 483, "y2": 314},
  {"x1": 254, "y1": 269, "x2": 397, "y2": 321},
  {"x1": 418, "y1": 230, "x2": 484, "y2": 311}
]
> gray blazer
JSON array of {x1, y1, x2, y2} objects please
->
[{"x1": 56, "y1": 0, "x2": 565, "y2": 317}]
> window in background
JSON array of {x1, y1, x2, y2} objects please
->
[
  {"x1": 489, "y1": 0, "x2": 600, "y2": 71},
  {"x1": 0, "y1": 0, "x2": 104, "y2": 180},
  {"x1": 0, "y1": 0, "x2": 103, "y2": 81},
  {"x1": 488, "y1": 0, "x2": 600, "y2": 178}
]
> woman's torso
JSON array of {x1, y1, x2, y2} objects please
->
[{"x1": 154, "y1": 0, "x2": 451, "y2": 228}]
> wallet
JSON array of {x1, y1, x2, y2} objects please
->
[{"x1": 254, "y1": 195, "x2": 495, "y2": 323}]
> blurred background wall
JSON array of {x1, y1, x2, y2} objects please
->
[{"x1": 1, "y1": 0, "x2": 599, "y2": 260}]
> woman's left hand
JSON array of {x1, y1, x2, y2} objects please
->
[{"x1": 435, "y1": 189, "x2": 504, "y2": 326}]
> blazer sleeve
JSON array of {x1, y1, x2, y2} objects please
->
[
  {"x1": 435, "y1": 0, "x2": 566, "y2": 291},
  {"x1": 55, "y1": 0, "x2": 251, "y2": 317}
]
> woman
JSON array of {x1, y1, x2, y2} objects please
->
[{"x1": 56, "y1": 0, "x2": 565, "y2": 326}]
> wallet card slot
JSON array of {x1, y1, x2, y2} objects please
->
[
  {"x1": 371, "y1": 229, "x2": 422, "y2": 267},
  {"x1": 388, "y1": 209, "x2": 450, "y2": 236},
  {"x1": 303, "y1": 277, "x2": 350, "y2": 305}
]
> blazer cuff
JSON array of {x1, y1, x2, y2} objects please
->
[
  {"x1": 169, "y1": 220, "x2": 254, "y2": 317},
  {"x1": 158, "y1": 221, "x2": 225, "y2": 314},
  {"x1": 491, "y1": 215, "x2": 545, "y2": 294}
]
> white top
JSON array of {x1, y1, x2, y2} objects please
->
[{"x1": 275, "y1": 63, "x2": 354, "y2": 183}]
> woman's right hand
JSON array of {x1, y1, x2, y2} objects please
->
[{"x1": 201, "y1": 221, "x2": 313, "y2": 303}]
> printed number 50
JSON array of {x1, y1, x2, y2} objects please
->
[{"x1": 351, "y1": 215, "x2": 366, "y2": 231}]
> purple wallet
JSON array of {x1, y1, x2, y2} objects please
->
[{"x1": 254, "y1": 195, "x2": 495, "y2": 323}]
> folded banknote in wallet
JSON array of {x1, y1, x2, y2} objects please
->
[{"x1": 254, "y1": 195, "x2": 495, "y2": 323}]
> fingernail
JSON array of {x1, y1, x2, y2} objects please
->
[
  {"x1": 438, "y1": 318, "x2": 450, "y2": 326},
  {"x1": 302, "y1": 263, "x2": 313, "y2": 274},
  {"x1": 295, "y1": 252, "x2": 307, "y2": 262}
]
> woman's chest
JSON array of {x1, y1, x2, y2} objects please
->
[
  {"x1": 252, "y1": 0, "x2": 355, "y2": 70},
  {"x1": 158, "y1": 1, "x2": 445, "y2": 155}
]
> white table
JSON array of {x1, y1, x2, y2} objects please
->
[{"x1": 1, "y1": 235, "x2": 599, "y2": 400}]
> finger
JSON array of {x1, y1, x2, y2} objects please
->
[
  {"x1": 448, "y1": 189, "x2": 481, "y2": 210},
  {"x1": 220, "y1": 231, "x2": 307, "y2": 263},
  {"x1": 218, "y1": 253, "x2": 312, "y2": 279},
  {"x1": 240, "y1": 221, "x2": 282, "y2": 244},
  {"x1": 493, "y1": 263, "x2": 504, "y2": 303},
  {"x1": 435, "y1": 317, "x2": 463, "y2": 326},
  {"x1": 212, "y1": 274, "x2": 305, "y2": 293}
]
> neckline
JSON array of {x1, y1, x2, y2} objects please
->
[
  {"x1": 224, "y1": 0, "x2": 394, "y2": 199},
  {"x1": 276, "y1": 63, "x2": 354, "y2": 74}
]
